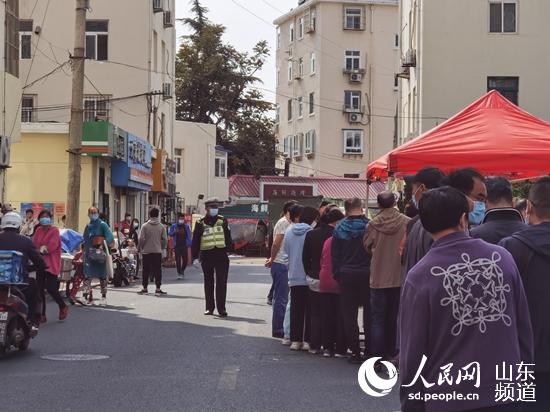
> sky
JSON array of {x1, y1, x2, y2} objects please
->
[{"x1": 175, "y1": 0, "x2": 299, "y2": 103}]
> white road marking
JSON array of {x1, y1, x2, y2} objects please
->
[{"x1": 217, "y1": 365, "x2": 240, "y2": 390}]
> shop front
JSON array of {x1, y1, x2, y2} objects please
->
[{"x1": 152, "y1": 149, "x2": 176, "y2": 222}]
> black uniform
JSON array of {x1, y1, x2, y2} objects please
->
[
  {"x1": 0, "y1": 229, "x2": 47, "y2": 326},
  {"x1": 191, "y1": 215, "x2": 232, "y2": 314}
]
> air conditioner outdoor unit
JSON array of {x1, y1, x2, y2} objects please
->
[
  {"x1": 402, "y1": 49, "x2": 416, "y2": 67},
  {"x1": 349, "y1": 72, "x2": 363, "y2": 83},
  {"x1": 348, "y1": 113, "x2": 363, "y2": 123},
  {"x1": 153, "y1": 0, "x2": 163, "y2": 13},
  {"x1": 163, "y1": 10, "x2": 174, "y2": 28},
  {"x1": 0, "y1": 136, "x2": 11, "y2": 168},
  {"x1": 162, "y1": 82, "x2": 173, "y2": 99}
]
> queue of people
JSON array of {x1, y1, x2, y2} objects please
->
[{"x1": 267, "y1": 170, "x2": 550, "y2": 412}]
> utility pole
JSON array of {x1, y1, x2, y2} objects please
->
[{"x1": 66, "y1": 0, "x2": 87, "y2": 230}]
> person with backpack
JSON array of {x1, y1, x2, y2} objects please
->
[{"x1": 169, "y1": 213, "x2": 192, "y2": 280}]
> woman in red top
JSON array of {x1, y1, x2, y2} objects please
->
[{"x1": 33, "y1": 209, "x2": 68, "y2": 321}]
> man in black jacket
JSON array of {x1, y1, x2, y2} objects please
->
[
  {"x1": 302, "y1": 206, "x2": 344, "y2": 353},
  {"x1": 331, "y1": 198, "x2": 370, "y2": 363},
  {"x1": 500, "y1": 177, "x2": 550, "y2": 411},
  {"x1": 471, "y1": 177, "x2": 525, "y2": 244}
]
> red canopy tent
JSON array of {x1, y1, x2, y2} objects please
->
[{"x1": 367, "y1": 91, "x2": 550, "y2": 180}]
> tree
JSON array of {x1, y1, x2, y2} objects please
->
[{"x1": 176, "y1": 0, "x2": 278, "y2": 176}]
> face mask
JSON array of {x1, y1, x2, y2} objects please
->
[
  {"x1": 39, "y1": 217, "x2": 52, "y2": 226},
  {"x1": 411, "y1": 185, "x2": 423, "y2": 210},
  {"x1": 133, "y1": 223, "x2": 139, "y2": 229},
  {"x1": 209, "y1": 208, "x2": 219, "y2": 217},
  {"x1": 178, "y1": 219, "x2": 185, "y2": 225},
  {"x1": 469, "y1": 201, "x2": 486, "y2": 226},
  {"x1": 90, "y1": 214, "x2": 99, "y2": 221}
]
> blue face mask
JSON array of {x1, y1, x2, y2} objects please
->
[
  {"x1": 469, "y1": 201, "x2": 486, "y2": 226},
  {"x1": 39, "y1": 217, "x2": 52, "y2": 226},
  {"x1": 90, "y1": 214, "x2": 99, "y2": 221},
  {"x1": 209, "y1": 208, "x2": 219, "y2": 217}
]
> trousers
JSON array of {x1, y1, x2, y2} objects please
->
[
  {"x1": 142, "y1": 253, "x2": 163, "y2": 290},
  {"x1": 339, "y1": 274, "x2": 370, "y2": 355},
  {"x1": 201, "y1": 253, "x2": 229, "y2": 313},
  {"x1": 290, "y1": 285, "x2": 310, "y2": 343},
  {"x1": 37, "y1": 271, "x2": 66, "y2": 315},
  {"x1": 175, "y1": 248, "x2": 188, "y2": 275}
]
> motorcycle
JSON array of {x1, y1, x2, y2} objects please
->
[{"x1": 0, "y1": 284, "x2": 32, "y2": 354}]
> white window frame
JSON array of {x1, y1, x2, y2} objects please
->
[
  {"x1": 297, "y1": 96, "x2": 304, "y2": 118},
  {"x1": 288, "y1": 61, "x2": 293, "y2": 82},
  {"x1": 305, "y1": 130, "x2": 315, "y2": 155},
  {"x1": 83, "y1": 95, "x2": 111, "y2": 122},
  {"x1": 174, "y1": 148, "x2": 183, "y2": 174},
  {"x1": 345, "y1": 50, "x2": 361, "y2": 71},
  {"x1": 343, "y1": 129, "x2": 364, "y2": 154},
  {"x1": 309, "y1": 92, "x2": 315, "y2": 115},
  {"x1": 19, "y1": 20, "x2": 33, "y2": 60},
  {"x1": 489, "y1": 1, "x2": 517, "y2": 34},
  {"x1": 85, "y1": 20, "x2": 109, "y2": 61},
  {"x1": 215, "y1": 154, "x2": 227, "y2": 178},
  {"x1": 310, "y1": 8, "x2": 317, "y2": 32},
  {"x1": 298, "y1": 57, "x2": 304, "y2": 77},
  {"x1": 298, "y1": 16, "x2": 304, "y2": 39},
  {"x1": 289, "y1": 22, "x2": 295, "y2": 42},
  {"x1": 344, "y1": 91, "x2": 362, "y2": 111},
  {"x1": 310, "y1": 52, "x2": 316, "y2": 75},
  {"x1": 276, "y1": 26, "x2": 281, "y2": 49},
  {"x1": 283, "y1": 135, "x2": 292, "y2": 157},
  {"x1": 293, "y1": 133, "x2": 303, "y2": 158},
  {"x1": 344, "y1": 7, "x2": 364, "y2": 30},
  {"x1": 21, "y1": 95, "x2": 36, "y2": 122},
  {"x1": 287, "y1": 99, "x2": 293, "y2": 121}
]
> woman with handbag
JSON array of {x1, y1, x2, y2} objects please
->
[
  {"x1": 82, "y1": 207, "x2": 114, "y2": 306},
  {"x1": 33, "y1": 209, "x2": 68, "y2": 321}
]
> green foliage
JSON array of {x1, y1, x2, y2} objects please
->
[
  {"x1": 512, "y1": 180, "x2": 531, "y2": 200},
  {"x1": 176, "y1": 0, "x2": 277, "y2": 176}
]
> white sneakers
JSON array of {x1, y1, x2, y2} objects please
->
[
  {"x1": 289, "y1": 342, "x2": 302, "y2": 351},
  {"x1": 281, "y1": 337, "x2": 291, "y2": 346}
]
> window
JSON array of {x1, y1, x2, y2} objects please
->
[
  {"x1": 19, "y1": 20, "x2": 33, "y2": 60},
  {"x1": 309, "y1": 92, "x2": 315, "y2": 115},
  {"x1": 5, "y1": 0, "x2": 19, "y2": 76},
  {"x1": 344, "y1": 91, "x2": 362, "y2": 111},
  {"x1": 174, "y1": 148, "x2": 183, "y2": 174},
  {"x1": 276, "y1": 27, "x2": 281, "y2": 49},
  {"x1": 310, "y1": 52, "x2": 316, "y2": 74},
  {"x1": 343, "y1": 130, "x2": 364, "y2": 154},
  {"x1": 85, "y1": 20, "x2": 109, "y2": 60},
  {"x1": 298, "y1": 96, "x2": 303, "y2": 118},
  {"x1": 275, "y1": 104, "x2": 280, "y2": 124},
  {"x1": 283, "y1": 136, "x2": 292, "y2": 157},
  {"x1": 489, "y1": 1, "x2": 516, "y2": 33},
  {"x1": 83, "y1": 95, "x2": 111, "y2": 122},
  {"x1": 288, "y1": 61, "x2": 293, "y2": 82},
  {"x1": 215, "y1": 155, "x2": 227, "y2": 178},
  {"x1": 305, "y1": 130, "x2": 316, "y2": 155},
  {"x1": 344, "y1": 7, "x2": 364, "y2": 30},
  {"x1": 487, "y1": 76, "x2": 519, "y2": 105},
  {"x1": 293, "y1": 134, "x2": 303, "y2": 157},
  {"x1": 394, "y1": 75, "x2": 399, "y2": 91},
  {"x1": 394, "y1": 34, "x2": 400, "y2": 49},
  {"x1": 310, "y1": 8, "x2": 317, "y2": 32},
  {"x1": 287, "y1": 99, "x2": 293, "y2": 121},
  {"x1": 298, "y1": 57, "x2": 304, "y2": 77},
  {"x1": 153, "y1": 30, "x2": 158, "y2": 72},
  {"x1": 345, "y1": 50, "x2": 361, "y2": 71},
  {"x1": 289, "y1": 22, "x2": 295, "y2": 42},
  {"x1": 298, "y1": 17, "x2": 304, "y2": 39},
  {"x1": 21, "y1": 95, "x2": 36, "y2": 122}
]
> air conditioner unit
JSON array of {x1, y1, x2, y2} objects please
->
[
  {"x1": 348, "y1": 113, "x2": 363, "y2": 123},
  {"x1": 153, "y1": 0, "x2": 163, "y2": 13},
  {"x1": 402, "y1": 49, "x2": 416, "y2": 67},
  {"x1": 163, "y1": 10, "x2": 174, "y2": 28},
  {"x1": 0, "y1": 136, "x2": 11, "y2": 168},
  {"x1": 162, "y1": 82, "x2": 173, "y2": 99},
  {"x1": 349, "y1": 72, "x2": 363, "y2": 83}
]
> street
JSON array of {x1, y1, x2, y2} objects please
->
[{"x1": 0, "y1": 261, "x2": 400, "y2": 412}]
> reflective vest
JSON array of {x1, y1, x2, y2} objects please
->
[{"x1": 199, "y1": 217, "x2": 226, "y2": 251}]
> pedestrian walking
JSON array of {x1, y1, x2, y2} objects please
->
[
  {"x1": 363, "y1": 191, "x2": 410, "y2": 362},
  {"x1": 191, "y1": 198, "x2": 232, "y2": 317},
  {"x1": 128, "y1": 218, "x2": 141, "y2": 278},
  {"x1": 137, "y1": 207, "x2": 168, "y2": 296},
  {"x1": 399, "y1": 187, "x2": 533, "y2": 412},
  {"x1": 402, "y1": 167, "x2": 445, "y2": 275},
  {"x1": 33, "y1": 209, "x2": 68, "y2": 321},
  {"x1": 317, "y1": 208, "x2": 346, "y2": 358},
  {"x1": 169, "y1": 213, "x2": 192, "y2": 279},
  {"x1": 470, "y1": 177, "x2": 525, "y2": 244},
  {"x1": 331, "y1": 198, "x2": 371, "y2": 364},
  {"x1": 82, "y1": 207, "x2": 115, "y2": 306},
  {"x1": 283, "y1": 205, "x2": 319, "y2": 351},
  {"x1": 302, "y1": 205, "x2": 339, "y2": 353},
  {"x1": 500, "y1": 177, "x2": 550, "y2": 411},
  {"x1": 265, "y1": 200, "x2": 297, "y2": 339},
  {"x1": 20, "y1": 208, "x2": 37, "y2": 237}
]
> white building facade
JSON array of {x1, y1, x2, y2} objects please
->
[
  {"x1": 398, "y1": 0, "x2": 550, "y2": 144},
  {"x1": 274, "y1": 0, "x2": 399, "y2": 177}
]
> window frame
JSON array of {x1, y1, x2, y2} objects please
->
[
  {"x1": 19, "y1": 20, "x2": 33, "y2": 60},
  {"x1": 292, "y1": 133, "x2": 303, "y2": 158},
  {"x1": 297, "y1": 96, "x2": 304, "y2": 119},
  {"x1": 214, "y1": 154, "x2": 227, "y2": 178},
  {"x1": 174, "y1": 148, "x2": 183, "y2": 175},
  {"x1": 289, "y1": 22, "x2": 295, "y2": 42},
  {"x1": 21, "y1": 95, "x2": 36, "y2": 122},
  {"x1": 287, "y1": 61, "x2": 293, "y2": 82},
  {"x1": 276, "y1": 27, "x2": 281, "y2": 49},
  {"x1": 344, "y1": 7, "x2": 364, "y2": 31},
  {"x1": 344, "y1": 90, "x2": 362, "y2": 111},
  {"x1": 487, "y1": 76, "x2": 519, "y2": 105},
  {"x1": 489, "y1": 1, "x2": 517, "y2": 34},
  {"x1": 309, "y1": 92, "x2": 315, "y2": 115},
  {"x1": 83, "y1": 94, "x2": 111, "y2": 122},
  {"x1": 298, "y1": 57, "x2": 304, "y2": 78},
  {"x1": 345, "y1": 50, "x2": 361, "y2": 71},
  {"x1": 287, "y1": 99, "x2": 293, "y2": 121},
  {"x1": 310, "y1": 52, "x2": 316, "y2": 75},
  {"x1": 305, "y1": 130, "x2": 316, "y2": 155},
  {"x1": 298, "y1": 16, "x2": 305, "y2": 39},
  {"x1": 5, "y1": 0, "x2": 19, "y2": 77},
  {"x1": 85, "y1": 20, "x2": 109, "y2": 61},
  {"x1": 342, "y1": 129, "x2": 364, "y2": 155}
]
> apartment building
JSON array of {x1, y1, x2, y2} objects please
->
[
  {"x1": 398, "y1": 0, "x2": 550, "y2": 144},
  {"x1": 274, "y1": 0, "x2": 399, "y2": 177},
  {"x1": 0, "y1": 0, "x2": 21, "y2": 202},
  {"x1": 8, "y1": 0, "x2": 176, "y2": 228}
]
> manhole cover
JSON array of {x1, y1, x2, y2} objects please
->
[{"x1": 41, "y1": 354, "x2": 110, "y2": 361}]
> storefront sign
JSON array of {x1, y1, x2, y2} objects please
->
[
  {"x1": 152, "y1": 149, "x2": 168, "y2": 193},
  {"x1": 111, "y1": 134, "x2": 153, "y2": 190},
  {"x1": 261, "y1": 183, "x2": 316, "y2": 201},
  {"x1": 82, "y1": 121, "x2": 127, "y2": 159}
]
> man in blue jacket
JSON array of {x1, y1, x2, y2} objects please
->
[
  {"x1": 331, "y1": 197, "x2": 370, "y2": 363},
  {"x1": 168, "y1": 213, "x2": 192, "y2": 279}
]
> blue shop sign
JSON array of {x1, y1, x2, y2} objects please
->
[{"x1": 111, "y1": 134, "x2": 153, "y2": 190}]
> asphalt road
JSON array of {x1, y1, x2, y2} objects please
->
[{"x1": 0, "y1": 261, "x2": 400, "y2": 412}]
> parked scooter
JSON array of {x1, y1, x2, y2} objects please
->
[{"x1": 0, "y1": 284, "x2": 33, "y2": 354}]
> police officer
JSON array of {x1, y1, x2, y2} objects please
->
[{"x1": 192, "y1": 198, "x2": 232, "y2": 317}]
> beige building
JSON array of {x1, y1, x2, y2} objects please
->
[
  {"x1": 173, "y1": 121, "x2": 229, "y2": 215},
  {"x1": 398, "y1": 0, "x2": 550, "y2": 144},
  {"x1": 274, "y1": 0, "x2": 399, "y2": 177},
  {"x1": 12, "y1": 0, "x2": 176, "y2": 223},
  {"x1": 0, "y1": 0, "x2": 21, "y2": 201}
]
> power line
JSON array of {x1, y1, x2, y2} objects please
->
[{"x1": 23, "y1": 60, "x2": 71, "y2": 89}]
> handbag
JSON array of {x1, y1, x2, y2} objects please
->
[
  {"x1": 104, "y1": 240, "x2": 114, "y2": 281},
  {"x1": 88, "y1": 246, "x2": 107, "y2": 264}
]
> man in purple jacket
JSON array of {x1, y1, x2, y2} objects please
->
[{"x1": 399, "y1": 187, "x2": 533, "y2": 412}]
